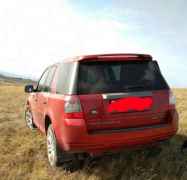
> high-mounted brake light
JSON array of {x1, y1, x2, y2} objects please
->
[
  {"x1": 98, "y1": 55, "x2": 139, "y2": 58},
  {"x1": 97, "y1": 54, "x2": 152, "y2": 60},
  {"x1": 169, "y1": 91, "x2": 176, "y2": 105},
  {"x1": 64, "y1": 96, "x2": 84, "y2": 126}
]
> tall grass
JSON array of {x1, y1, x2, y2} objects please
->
[{"x1": 0, "y1": 85, "x2": 187, "y2": 180}]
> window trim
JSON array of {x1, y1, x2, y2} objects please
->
[{"x1": 36, "y1": 68, "x2": 50, "y2": 92}]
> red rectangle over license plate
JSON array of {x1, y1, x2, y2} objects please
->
[{"x1": 107, "y1": 96, "x2": 153, "y2": 113}]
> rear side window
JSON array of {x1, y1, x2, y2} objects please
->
[
  {"x1": 56, "y1": 62, "x2": 78, "y2": 94},
  {"x1": 77, "y1": 61, "x2": 169, "y2": 94}
]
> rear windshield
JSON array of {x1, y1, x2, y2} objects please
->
[{"x1": 77, "y1": 61, "x2": 169, "y2": 94}]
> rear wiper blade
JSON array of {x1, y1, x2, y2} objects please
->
[{"x1": 123, "y1": 85, "x2": 145, "y2": 90}]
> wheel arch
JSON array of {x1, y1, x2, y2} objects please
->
[
  {"x1": 44, "y1": 111, "x2": 63, "y2": 151},
  {"x1": 25, "y1": 99, "x2": 31, "y2": 110}
]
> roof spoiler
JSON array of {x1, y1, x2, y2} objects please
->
[{"x1": 64, "y1": 54, "x2": 153, "y2": 62}]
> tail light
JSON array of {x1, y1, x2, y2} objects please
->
[
  {"x1": 64, "y1": 96, "x2": 84, "y2": 126},
  {"x1": 169, "y1": 91, "x2": 176, "y2": 105}
]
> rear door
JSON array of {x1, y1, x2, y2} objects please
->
[
  {"x1": 36, "y1": 66, "x2": 57, "y2": 131},
  {"x1": 77, "y1": 60, "x2": 170, "y2": 132},
  {"x1": 32, "y1": 69, "x2": 49, "y2": 128}
]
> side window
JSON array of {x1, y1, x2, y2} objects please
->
[
  {"x1": 45, "y1": 66, "x2": 57, "y2": 92},
  {"x1": 56, "y1": 63, "x2": 76, "y2": 94},
  {"x1": 37, "y1": 69, "x2": 49, "y2": 92}
]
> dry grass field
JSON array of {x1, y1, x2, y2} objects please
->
[{"x1": 0, "y1": 83, "x2": 187, "y2": 180}]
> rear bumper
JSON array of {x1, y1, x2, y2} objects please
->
[{"x1": 57, "y1": 110, "x2": 178, "y2": 154}]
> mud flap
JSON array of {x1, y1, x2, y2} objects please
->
[{"x1": 181, "y1": 140, "x2": 187, "y2": 153}]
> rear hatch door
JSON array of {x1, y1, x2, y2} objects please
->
[{"x1": 77, "y1": 60, "x2": 170, "y2": 132}]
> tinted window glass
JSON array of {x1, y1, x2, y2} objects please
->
[
  {"x1": 37, "y1": 69, "x2": 49, "y2": 92},
  {"x1": 56, "y1": 62, "x2": 77, "y2": 94},
  {"x1": 77, "y1": 61, "x2": 169, "y2": 94}
]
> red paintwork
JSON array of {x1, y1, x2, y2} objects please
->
[
  {"x1": 26, "y1": 54, "x2": 178, "y2": 155},
  {"x1": 107, "y1": 97, "x2": 153, "y2": 113}
]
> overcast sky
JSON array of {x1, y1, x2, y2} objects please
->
[{"x1": 0, "y1": 0, "x2": 186, "y2": 87}]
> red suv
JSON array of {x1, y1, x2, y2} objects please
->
[{"x1": 25, "y1": 54, "x2": 178, "y2": 168}]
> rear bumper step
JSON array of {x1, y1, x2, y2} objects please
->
[
  {"x1": 65, "y1": 131, "x2": 175, "y2": 154},
  {"x1": 89, "y1": 123, "x2": 168, "y2": 134}
]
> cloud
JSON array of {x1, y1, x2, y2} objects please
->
[
  {"x1": 0, "y1": 0, "x2": 186, "y2": 87},
  {"x1": 0, "y1": 0, "x2": 144, "y2": 78}
]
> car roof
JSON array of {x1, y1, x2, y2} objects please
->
[{"x1": 60, "y1": 53, "x2": 152, "y2": 63}]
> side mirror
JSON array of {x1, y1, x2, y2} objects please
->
[{"x1": 25, "y1": 84, "x2": 34, "y2": 93}]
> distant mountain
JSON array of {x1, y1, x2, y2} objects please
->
[
  {"x1": 0, "y1": 71, "x2": 36, "y2": 84},
  {"x1": 0, "y1": 70, "x2": 35, "y2": 80}
]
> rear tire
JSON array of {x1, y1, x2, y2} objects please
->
[
  {"x1": 47, "y1": 124, "x2": 62, "y2": 167},
  {"x1": 25, "y1": 109, "x2": 36, "y2": 130},
  {"x1": 46, "y1": 124, "x2": 83, "y2": 170}
]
